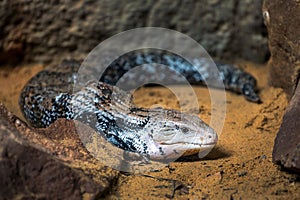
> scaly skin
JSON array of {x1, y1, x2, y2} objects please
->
[
  {"x1": 101, "y1": 50, "x2": 261, "y2": 103},
  {"x1": 19, "y1": 51, "x2": 260, "y2": 159}
]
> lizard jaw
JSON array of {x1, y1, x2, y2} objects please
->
[{"x1": 148, "y1": 141, "x2": 217, "y2": 160}]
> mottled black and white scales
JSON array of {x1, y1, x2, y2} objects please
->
[{"x1": 19, "y1": 50, "x2": 260, "y2": 159}]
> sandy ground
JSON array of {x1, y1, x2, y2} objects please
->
[{"x1": 0, "y1": 62, "x2": 299, "y2": 199}]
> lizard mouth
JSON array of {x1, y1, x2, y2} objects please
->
[
  {"x1": 157, "y1": 132, "x2": 218, "y2": 147},
  {"x1": 148, "y1": 141, "x2": 217, "y2": 160},
  {"x1": 159, "y1": 141, "x2": 217, "y2": 146},
  {"x1": 157, "y1": 142, "x2": 217, "y2": 157}
]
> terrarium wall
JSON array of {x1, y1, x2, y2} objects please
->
[{"x1": 0, "y1": 0, "x2": 268, "y2": 65}]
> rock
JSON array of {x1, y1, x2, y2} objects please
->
[
  {"x1": 263, "y1": 0, "x2": 300, "y2": 173},
  {"x1": 272, "y1": 80, "x2": 300, "y2": 173},
  {"x1": 0, "y1": 104, "x2": 119, "y2": 199},
  {"x1": 263, "y1": 0, "x2": 300, "y2": 99},
  {"x1": 0, "y1": 0, "x2": 268, "y2": 65}
]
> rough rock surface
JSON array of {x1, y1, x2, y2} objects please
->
[
  {"x1": 0, "y1": 104, "x2": 119, "y2": 199},
  {"x1": 0, "y1": 0, "x2": 268, "y2": 65},
  {"x1": 263, "y1": 0, "x2": 300, "y2": 99},
  {"x1": 273, "y1": 80, "x2": 300, "y2": 173},
  {"x1": 263, "y1": 0, "x2": 300, "y2": 173}
]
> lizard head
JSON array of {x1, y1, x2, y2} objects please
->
[{"x1": 142, "y1": 108, "x2": 218, "y2": 160}]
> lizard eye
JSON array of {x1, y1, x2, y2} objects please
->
[{"x1": 180, "y1": 127, "x2": 189, "y2": 134}]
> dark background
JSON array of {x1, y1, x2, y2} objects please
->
[{"x1": 0, "y1": 0, "x2": 268, "y2": 65}]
